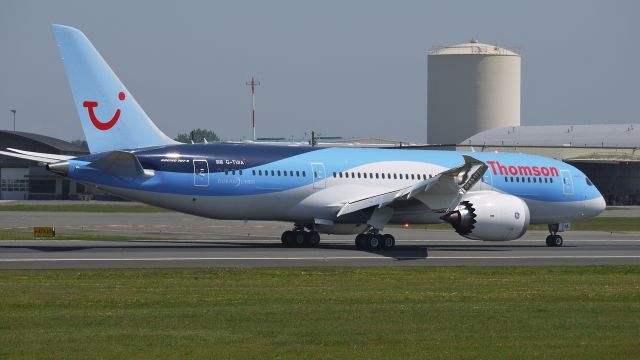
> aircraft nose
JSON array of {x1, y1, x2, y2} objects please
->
[{"x1": 590, "y1": 196, "x2": 606, "y2": 217}]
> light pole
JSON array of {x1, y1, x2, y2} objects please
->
[
  {"x1": 10, "y1": 109, "x2": 16, "y2": 132},
  {"x1": 245, "y1": 77, "x2": 260, "y2": 141}
]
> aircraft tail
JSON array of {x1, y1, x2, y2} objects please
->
[{"x1": 51, "y1": 24, "x2": 177, "y2": 153}]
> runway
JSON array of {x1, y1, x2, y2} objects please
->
[
  {"x1": 2, "y1": 236, "x2": 640, "y2": 269},
  {"x1": 1, "y1": 210, "x2": 639, "y2": 269}
]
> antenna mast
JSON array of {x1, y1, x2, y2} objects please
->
[{"x1": 245, "y1": 77, "x2": 260, "y2": 141}]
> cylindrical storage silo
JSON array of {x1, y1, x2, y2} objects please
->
[{"x1": 427, "y1": 40, "x2": 520, "y2": 144}]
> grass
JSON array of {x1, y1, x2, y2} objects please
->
[
  {"x1": 0, "y1": 266, "x2": 638, "y2": 359},
  {"x1": 0, "y1": 230, "x2": 157, "y2": 241},
  {"x1": 0, "y1": 203, "x2": 169, "y2": 213}
]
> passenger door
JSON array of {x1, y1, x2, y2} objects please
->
[
  {"x1": 560, "y1": 170, "x2": 573, "y2": 195},
  {"x1": 311, "y1": 162, "x2": 326, "y2": 189},
  {"x1": 193, "y1": 159, "x2": 209, "y2": 187}
]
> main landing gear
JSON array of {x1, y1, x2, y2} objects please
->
[
  {"x1": 546, "y1": 224, "x2": 563, "y2": 247},
  {"x1": 355, "y1": 233, "x2": 395, "y2": 250},
  {"x1": 281, "y1": 229, "x2": 320, "y2": 248}
]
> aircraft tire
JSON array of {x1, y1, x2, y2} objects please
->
[
  {"x1": 545, "y1": 235, "x2": 554, "y2": 247},
  {"x1": 368, "y1": 235, "x2": 381, "y2": 250},
  {"x1": 381, "y1": 234, "x2": 395, "y2": 249},
  {"x1": 308, "y1": 231, "x2": 320, "y2": 247},
  {"x1": 294, "y1": 231, "x2": 306, "y2": 247},
  {"x1": 553, "y1": 235, "x2": 563, "y2": 247},
  {"x1": 355, "y1": 234, "x2": 367, "y2": 249},
  {"x1": 282, "y1": 231, "x2": 293, "y2": 244}
]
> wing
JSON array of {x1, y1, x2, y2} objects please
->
[
  {"x1": 0, "y1": 148, "x2": 75, "y2": 164},
  {"x1": 336, "y1": 155, "x2": 488, "y2": 218}
]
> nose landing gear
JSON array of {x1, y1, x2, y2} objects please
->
[{"x1": 546, "y1": 224, "x2": 564, "y2": 247}]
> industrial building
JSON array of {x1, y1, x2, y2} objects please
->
[
  {"x1": 426, "y1": 40, "x2": 638, "y2": 204},
  {"x1": 0, "y1": 130, "x2": 117, "y2": 200}
]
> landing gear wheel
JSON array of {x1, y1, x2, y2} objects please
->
[
  {"x1": 546, "y1": 224, "x2": 564, "y2": 247},
  {"x1": 282, "y1": 231, "x2": 293, "y2": 244},
  {"x1": 367, "y1": 235, "x2": 381, "y2": 250},
  {"x1": 545, "y1": 235, "x2": 554, "y2": 247},
  {"x1": 381, "y1": 234, "x2": 395, "y2": 249},
  {"x1": 553, "y1": 235, "x2": 563, "y2": 247},
  {"x1": 308, "y1": 231, "x2": 320, "y2": 247},
  {"x1": 294, "y1": 231, "x2": 306, "y2": 247},
  {"x1": 355, "y1": 234, "x2": 367, "y2": 249}
]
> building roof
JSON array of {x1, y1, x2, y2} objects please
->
[
  {"x1": 0, "y1": 130, "x2": 87, "y2": 154},
  {"x1": 462, "y1": 124, "x2": 640, "y2": 148},
  {"x1": 430, "y1": 40, "x2": 519, "y2": 56}
]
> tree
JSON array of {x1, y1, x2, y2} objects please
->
[
  {"x1": 174, "y1": 129, "x2": 220, "y2": 143},
  {"x1": 70, "y1": 139, "x2": 89, "y2": 150}
]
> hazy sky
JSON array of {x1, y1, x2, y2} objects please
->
[{"x1": 1, "y1": 0, "x2": 638, "y2": 143}]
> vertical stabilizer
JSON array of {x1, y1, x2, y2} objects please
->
[{"x1": 51, "y1": 24, "x2": 177, "y2": 153}]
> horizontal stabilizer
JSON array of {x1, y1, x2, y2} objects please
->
[
  {"x1": 88, "y1": 151, "x2": 152, "y2": 178},
  {"x1": 6, "y1": 148, "x2": 74, "y2": 161},
  {"x1": 0, "y1": 149, "x2": 66, "y2": 164}
]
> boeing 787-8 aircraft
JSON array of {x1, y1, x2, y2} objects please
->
[{"x1": 1, "y1": 25, "x2": 606, "y2": 249}]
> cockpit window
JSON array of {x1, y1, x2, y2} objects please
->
[{"x1": 586, "y1": 177, "x2": 594, "y2": 186}]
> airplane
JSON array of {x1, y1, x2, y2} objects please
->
[{"x1": 1, "y1": 24, "x2": 606, "y2": 249}]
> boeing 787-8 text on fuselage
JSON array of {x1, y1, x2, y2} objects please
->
[{"x1": 1, "y1": 25, "x2": 606, "y2": 249}]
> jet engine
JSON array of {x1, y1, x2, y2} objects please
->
[{"x1": 440, "y1": 192, "x2": 530, "y2": 241}]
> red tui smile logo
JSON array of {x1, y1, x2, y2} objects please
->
[{"x1": 83, "y1": 92, "x2": 125, "y2": 130}]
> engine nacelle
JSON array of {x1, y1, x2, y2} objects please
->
[{"x1": 440, "y1": 192, "x2": 530, "y2": 241}]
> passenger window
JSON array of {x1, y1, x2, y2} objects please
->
[
  {"x1": 239, "y1": 170, "x2": 243, "y2": 175},
  {"x1": 232, "y1": 170, "x2": 236, "y2": 175},
  {"x1": 289, "y1": 171, "x2": 293, "y2": 177},
  {"x1": 302, "y1": 171, "x2": 306, "y2": 177},
  {"x1": 276, "y1": 170, "x2": 280, "y2": 176},
  {"x1": 252, "y1": 170, "x2": 256, "y2": 176},
  {"x1": 510, "y1": 177, "x2": 514, "y2": 182},
  {"x1": 376, "y1": 173, "x2": 379, "y2": 179},
  {"x1": 550, "y1": 178, "x2": 553, "y2": 183},
  {"x1": 339, "y1": 172, "x2": 343, "y2": 178},
  {"x1": 394, "y1": 174, "x2": 397, "y2": 179},
  {"x1": 283, "y1": 170, "x2": 287, "y2": 176},
  {"x1": 357, "y1": 173, "x2": 361, "y2": 179},
  {"x1": 296, "y1": 171, "x2": 300, "y2": 177},
  {"x1": 270, "y1": 170, "x2": 274, "y2": 176},
  {"x1": 333, "y1": 172, "x2": 336, "y2": 178},
  {"x1": 544, "y1": 178, "x2": 548, "y2": 183},
  {"x1": 411, "y1": 174, "x2": 415, "y2": 180},
  {"x1": 363, "y1": 173, "x2": 367, "y2": 179},
  {"x1": 533, "y1": 177, "x2": 536, "y2": 183},
  {"x1": 387, "y1": 173, "x2": 391, "y2": 179},
  {"x1": 258, "y1": 170, "x2": 262, "y2": 176}
]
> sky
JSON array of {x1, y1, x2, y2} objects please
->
[{"x1": 1, "y1": 0, "x2": 638, "y2": 143}]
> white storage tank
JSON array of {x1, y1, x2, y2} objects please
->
[{"x1": 427, "y1": 40, "x2": 520, "y2": 144}]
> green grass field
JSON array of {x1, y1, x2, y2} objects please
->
[
  {"x1": 0, "y1": 203, "x2": 168, "y2": 213},
  {"x1": 1, "y1": 266, "x2": 638, "y2": 359}
]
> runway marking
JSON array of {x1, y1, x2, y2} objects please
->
[{"x1": 1, "y1": 255, "x2": 640, "y2": 262}]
